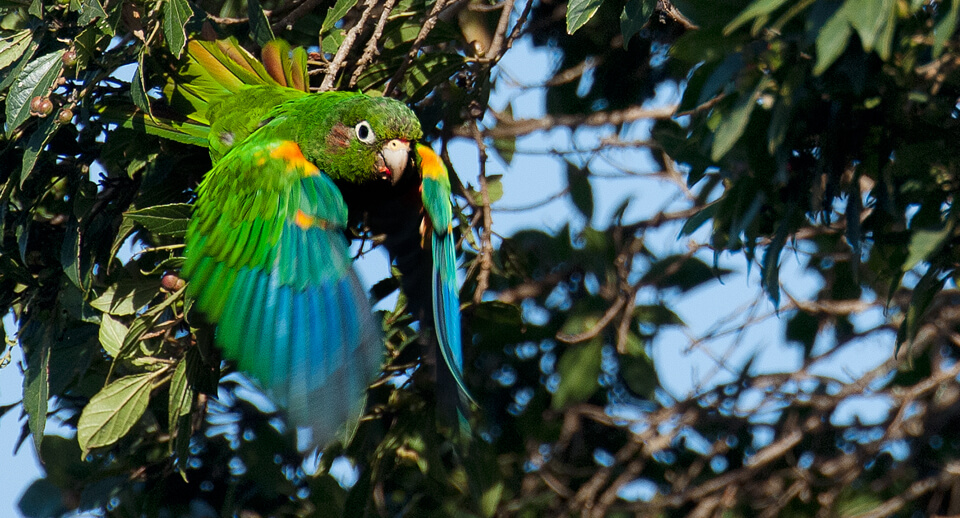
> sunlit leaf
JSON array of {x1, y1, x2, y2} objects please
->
[
  {"x1": 123, "y1": 203, "x2": 192, "y2": 237},
  {"x1": 566, "y1": 0, "x2": 604, "y2": 35},
  {"x1": 0, "y1": 29, "x2": 32, "y2": 70},
  {"x1": 5, "y1": 49, "x2": 63, "y2": 137},
  {"x1": 98, "y1": 313, "x2": 128, "y2": 358},
  {"x1": 162, "y1": 0, "x2": 191, "y2": 57},
  {"x1": 814, "y1": 4, "x2": 852, "y2": 75},
  {"x1": 78, "y1": 372, "x2": 158, "y2": 455},
  {"x1": 322, "y1": 0, "x2": 357, "y2": 34}
]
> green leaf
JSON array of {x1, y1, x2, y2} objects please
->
[
  {"x1": 0, "y1": 29, "x2": 33, "y2": 70},
  {"x1": 5, "y1": 49, "x2": 63, "y2": 137},
  {"x1": 22, "y1": 337, "x2": 50, "y2": 454},
  {"x1": 619, "y1": 332, "x2": 657, "y2": 398},
  {"x1": 566, "y1": 0, "x2": 604, "y2": 35},
  {"x1": 98, "y1": 313, "x2": 128, "y2": 358},
  {"x1": 27, "y1": 0, "x2": 42, "y2": 18},
  {"x1": 162, "y1": 0, "x2": 191, "y2": 57},
  {"x1": 641, "y1": 255, "x2": 728, "y2": 292},
  {"x1": 89, "y1": 277, "x2": 161, "y2": 316},
  {"x1": 77, "y1": 0, "x2": 107, "y2": 25},
  {"x1": 553, "y1": 335, "x2": 602, "y2": 408},
  {"x1": 724, "y1": 0, "x2": 789, "y2": 35},
  {"x1": 115, "y1": 286, "x2": 183, "y2": 359},
  {"x1": 620, "y1": 0, "x2": 654, "y2": 48},
  {"x1": 246, "y1": 0, "x2": 274, "y2": 47},
  {"x1": 130, "y1": 53, "x2": 151, "y2": 116},
  {"x1": 847, "y1": 0, "x2": 894, "y2": 54},
  {"x1": 0, "y1": 32, "x2": 39, "y2": 92},
  {"x1": 123, "y1": 203, "x2": 191, "y2": 237},
  {"x1": 933, "y1": 0, "x2": 960, "y2": 57},
  {"x1": 77, "y1": 372, "x2": 158, "y2": 455},
  {"x1": 813, "y1": 3, "x2": 852, "y2": 75},
  {"x1": 18, "y1": 479, "x2": 66, "y2": 518},
  {"x1": 711, "y1": 78, "x2": 767, "y2": 161},
  {"x1": 786, "y1": 310, "x2": 819, "y2": 356},
  {"x1": 321, "y1": 28, "x2": 345, "y2": 55},
  {"x1": 168, "y1": 358, "x2": 192, "y2": 430},
  {"x1": 679, "y1": 202, "x2": 718, "y2": 236},
  {"x1": 904, "y1": 225, "x2": 953, "y2": 272},
  {"x1": 60, "y1": 217, "x2": 82, "y2": 288},
  {"x1": 20, "y1": 115, "x2": 58, "y2": 187},
  {"x1": 566, "y1": 164, "x2": 594, "y2": 221},
  {"x1": 322, "y1": 0, "x2": 357, "y2": 33}
]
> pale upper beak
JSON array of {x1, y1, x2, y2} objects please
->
[{"x1": 377, "y1": 139, "x2": 410, "y2": 185}]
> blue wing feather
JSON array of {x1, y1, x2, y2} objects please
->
[{"x1": 184, "y1": 138, "x2": 383, "y2": 447}]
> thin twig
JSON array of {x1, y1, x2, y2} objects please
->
[
  {"x1": 347, "y1": 0, "x2": 396, "y2": 88},
  {"x1": 319, "y1": 0, "x2": 378, "y2": 91}
]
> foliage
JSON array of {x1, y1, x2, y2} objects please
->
[{"x1": 2, "y1": 0, "x2": 960, "y2": 516}]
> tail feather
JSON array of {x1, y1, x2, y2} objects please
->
[{"x1": 262, "y1": 39, "x2": 310, "y2": 92}]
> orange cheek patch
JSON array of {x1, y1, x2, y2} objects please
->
[{"x1": 271, "y1": 141, "x2": 320, "y2": 176}]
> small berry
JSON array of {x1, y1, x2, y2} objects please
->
[
  {"x1": 161, "y1": 274, "x2": 185, "y2": 292},
  {"x1": 36, "y1": 98, "x2": 54, "y2": 117},
  {"x1": 62, "y1": 49, "x2": 77, "y2": 67},
  {"x1": 30, "y1": 96, "x2": 44, "y2": 114},
  {"x1": 57, "y1": 108, "x2": 73, "y2": 124}
]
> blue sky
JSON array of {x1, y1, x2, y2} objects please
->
[{"x1": 0, "y1": 22, "x2": 897, "y2": 517}]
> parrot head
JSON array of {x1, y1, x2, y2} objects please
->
[{"x1": 298, "y1": 94, "x2": 423, "y2": 185}]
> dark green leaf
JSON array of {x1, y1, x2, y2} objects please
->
[
  {"x1": 566, "y1": 164, "x2": 594, "y2": 221},
  {"x1": 89, "y1": 277, "x2": 161, "y2": 316},
  {"x1": 679, "y1": 203, "x2": 718, "y2": 237},
  {"x1": 641, "y1": 255, "x2": 728, "y2": 292},
  {"x1": 18, "y1": 479, "x2": 66, "y2": 518},
  {"x1": 619, "y1": 332, "x2": 657, "y2": 398},
  {"x1": 246, "y1": 0, "x2": 274, "y2": 47},
  {"x1": 20, "y1": 115, "x2": 58, "y2": 187},
  {"x1": 130, "y1": 54, "x2": 151, "y2": 116},
  {"x1": 785, "y1": 310, "x2": 819, "y2": 356},
  {"x1": 22, "y1": 335, "x2": 50, "y2": 454},
  {"x1": 711, "y1": 78, "x2": 768, "y2": 160},
  {"x1": 620, "y1": 0, "x2": 654, "y2": 48}
]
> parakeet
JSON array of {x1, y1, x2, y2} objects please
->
[{"x1": 147, "y1": 38, "x2": 466, "y2": 445}]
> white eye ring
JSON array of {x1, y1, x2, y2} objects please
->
[{"x1": 355, "y1": 121, "x2": 376, "y2": 144}]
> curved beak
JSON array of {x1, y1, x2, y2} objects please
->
[{"x1": 376, "y1": 139, "x2": 411, "y2": 185}]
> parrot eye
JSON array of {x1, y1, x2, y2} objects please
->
[{"x1": 354, "y1": 121, "x2": 376, "y2": 144}]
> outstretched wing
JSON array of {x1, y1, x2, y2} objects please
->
[
  {"x1": 183, "y1": 137, "x2": 381, "y2": 445},
  {"x1": 416, "y1": 145, "x2": 470, "y2": 401}
]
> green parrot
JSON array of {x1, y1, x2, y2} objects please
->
[{"x1": 144, "y1": 39, "x2": 466, "y2": 444}]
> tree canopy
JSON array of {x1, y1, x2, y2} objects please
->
[{"x1": 3, "y1": 0, "x2": 960, "y2": 516}]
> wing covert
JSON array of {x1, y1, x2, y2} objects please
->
[{"x1": 183, "y1": 138, "x2": 381, "y2": 445}]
